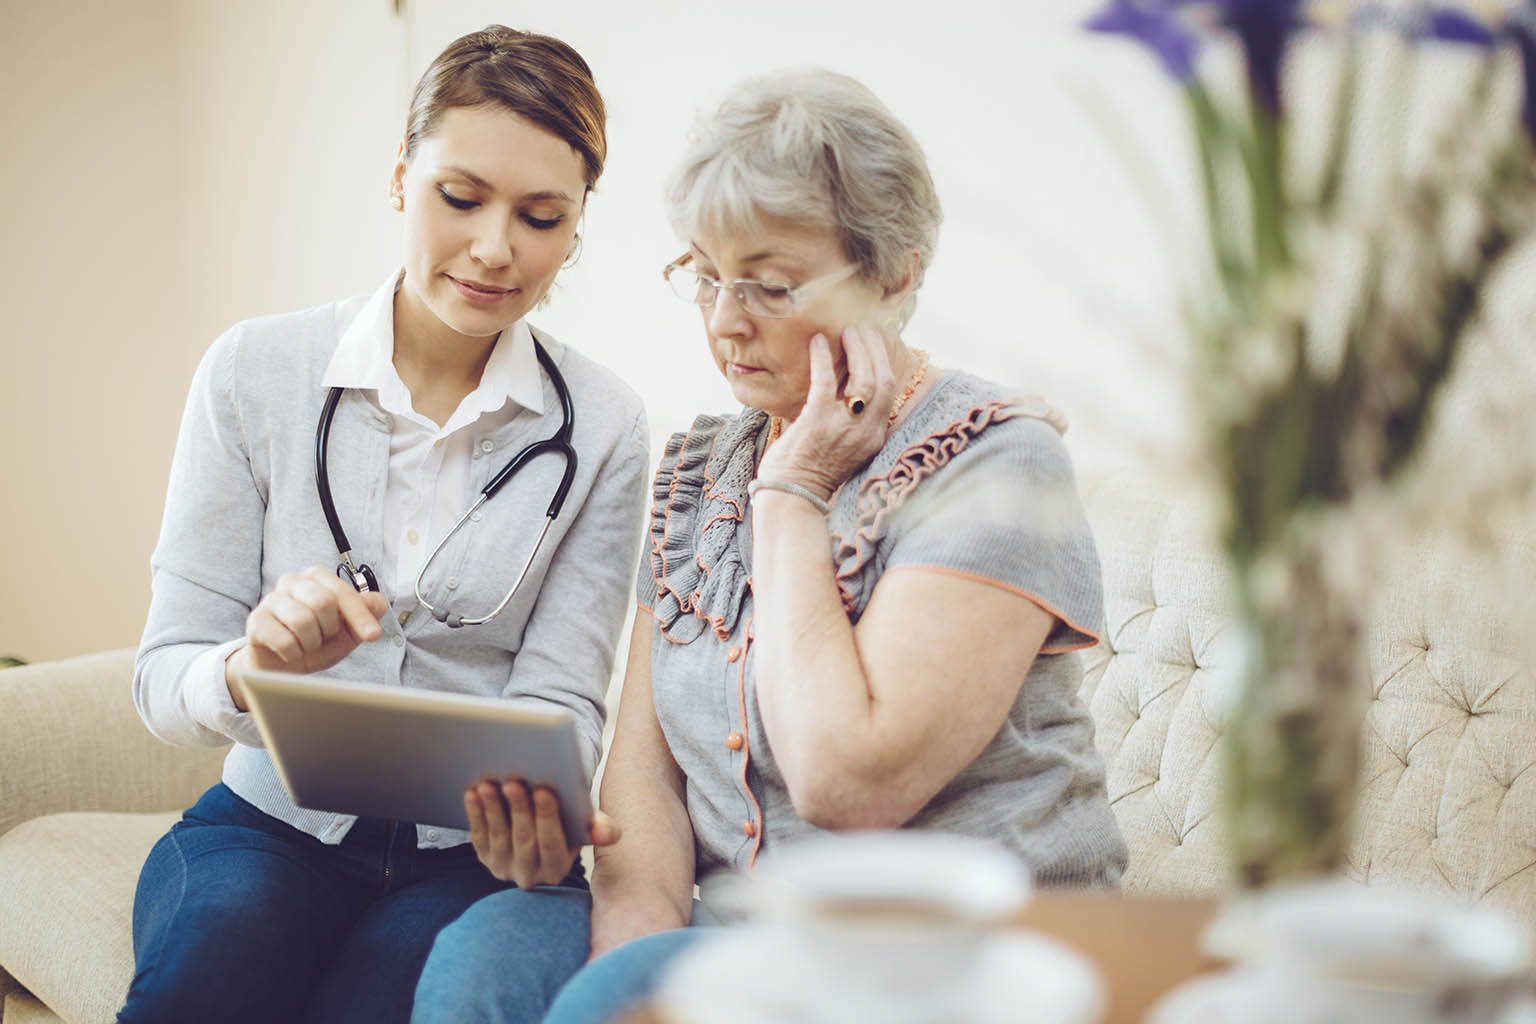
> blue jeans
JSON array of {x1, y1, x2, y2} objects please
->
[
  {"x1": 118, "y1": 782, "x2": 586, "y2": 1024},
  {"x1": 542, "y1": 926, "x2": 709, "y2": 1024},
  {"x1": 421, "y1": 897, "x2": 714, "y2": 1024}
]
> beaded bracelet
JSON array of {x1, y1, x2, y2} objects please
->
[{"x1": 747, "y1": 478, "x2": 830, "y2": 515}]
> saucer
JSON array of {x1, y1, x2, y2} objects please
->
[{"x1": 656, "y1": 926, "x2": 1105, "y2": 1024}]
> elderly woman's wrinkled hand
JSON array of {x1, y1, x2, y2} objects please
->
[{"x1": 758, "y1": 324, "x2": 897, "y2": 500}]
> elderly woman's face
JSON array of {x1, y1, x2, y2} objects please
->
[{"x1": 690, "y1": 216, "x2": 885, "y2": 421}]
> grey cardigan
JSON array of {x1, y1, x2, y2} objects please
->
[{"x1": 135, "y1": 291, "x2": 649, "y2": 849}]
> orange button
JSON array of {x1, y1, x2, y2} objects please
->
[
  {"x1": 743, "y1": 820, "x2": 757, "y2": 838},
  {"x1": 726, "y1": 645, "x2": 742, "y2": 662},
  {"x1": 726, "y1": 732, "x2": 744, "y2": 751}
]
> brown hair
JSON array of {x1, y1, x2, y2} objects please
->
[{"x1": 404, "y1": 26, "x2": 606, "y2": 191}]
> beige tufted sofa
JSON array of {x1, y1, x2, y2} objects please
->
[
  {"x1": 1079, "y1": 469, "x2": 1536, "y2": 921},
  {"x1": 3, "y1": 469, "x2": 1534, "y2": 1023}
]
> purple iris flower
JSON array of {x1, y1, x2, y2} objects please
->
[
  {"x1": 1084, "y1": 0, "x2": 1202, "y2": 82},
  {"x1": 1181, "y1": 0, "x2": 1308, "y2": 113},
  {"x1": 1352, "y1": 5, "x2": 1495, "y2": 46},
  {"x1": 1506, "y1": 3, "x2": 1536, "y2": 143},
  {"x1": 1424, "y1": 9, "x2": 1497, "y2": 45}
]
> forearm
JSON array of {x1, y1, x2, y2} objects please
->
[
  {"x1": 589, "y1": 760, "x2": 696, "y2": 955},
  {"x1": 587, "y1": 611, "x2": 698, "y2": 956},
  {"x1": 750, "y1": 492, "x2": 894, "y2": 821}
]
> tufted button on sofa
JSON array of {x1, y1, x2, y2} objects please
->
[
  {"x1": 1079, "y1": 469, "x2": 1536, "y2": 927},
  {"x1": 2, "y1": 469, "x2": 1532, "y2": 1023}
]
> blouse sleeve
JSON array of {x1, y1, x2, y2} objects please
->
[{"x1": 838, "y1": 410, "x2": 1104, "y2": 653}]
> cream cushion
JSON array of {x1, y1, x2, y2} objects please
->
[
  {"x1": 1080, "y1": 469, "x2": 1536, "y2": 928},
  {"x1": 1079, "y1": 472, "x2": 1232, "y2": 897},
  {"x1": 0, "y1": 813, "x2": 175, "y2": 1024},
  {"x1": 0, "y1": 649, "x2": 222, "y2": 1024},
  {"x1": 1, "y1": 994, "x2": 66, "y2": 1024}
]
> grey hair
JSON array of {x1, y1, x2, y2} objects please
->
[{"x1": 666, "y1": 68, "x2": 942, "y2": 323}]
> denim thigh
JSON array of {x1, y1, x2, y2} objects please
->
[
  {"x1": 411, "y1": 885, "x2": 595, "y2": 1024},
  {"x1": 542, "y1": 925, "x2": 712, "y2": 1024},
  {"x1": 119, "y1": 783, "x2": 366, "y2": 1023}
]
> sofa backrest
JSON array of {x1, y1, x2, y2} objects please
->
[{"x1": 1077, "y1": 469, "x2": 1536, "y2": 930}]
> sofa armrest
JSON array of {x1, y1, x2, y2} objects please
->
[{"x1": 0, "y1": 649, "x2": 226, "y2": 837}]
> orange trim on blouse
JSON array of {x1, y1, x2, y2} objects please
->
[
  {"x1": 878, "y1": 564, "x2": 1102, "y2": 653},
  {"x1": 737, "y1": 611, "x2": 764, "y2": 868}
]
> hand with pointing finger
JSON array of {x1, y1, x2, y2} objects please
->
[{"x1": 225, "y1": 565, "x2": 390, "y2": 710}]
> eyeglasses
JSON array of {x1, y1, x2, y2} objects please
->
[{"x1": 663, "y1": 252, "x2": 858, "y2": 318}]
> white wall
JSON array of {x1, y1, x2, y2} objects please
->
[
  {"x1": 2, "y1": 0, "x2": 184, "y2": 663},
  {"x1": 409, "y1": 0, "x2": 1200, "y2": 462},
  {"x1": 1, "y1": 1, "x2": 1208, "y2": 660},
  {"x1": 1, "y1": 0, "x2": 406, "y2": 661}
]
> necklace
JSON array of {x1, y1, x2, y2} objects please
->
[
  {"x1": 889, "y1": 348, "x2": 929, "y2": 425},
  {"x1": 766, "y1": 347, "x2": 930, "y2": 444}
]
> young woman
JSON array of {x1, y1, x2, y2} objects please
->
[
  {"x1": 417, "y1": 67, "x2": 1127, "y2": 1024},
  {"x1": 119, "y1": 27, "x2": 646, "y2": 1024}
]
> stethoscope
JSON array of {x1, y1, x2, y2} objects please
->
[{"x1": 314, "y1": 337, "x2": 577, "y2": 628}]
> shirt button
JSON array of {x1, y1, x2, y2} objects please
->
[
  {"x1": 743, "y1": 820, "x2": 757, "y2": 838},
  {"x1": 479, "y1": 439, "x2": 494, "y2": 454},
  {"x1": 406, "y1": 529, "x2": 420, "y2": 545},
  {"x1": 392, "y1": 635, "x2": 405, "y2": 648},
  {"x1": 469, "y1": 510, "x2": 483, "y2": 522},
  {"x1": 426, "y1": 829, "x2": 440, "y2": 841},
  {"x1": 446, "y1": 576, "x2": 459, "y2": 590},
  {"x1": 398, "y1": 610, "x2": 411, "y2": 626},
  {"x1": 726, "y1": 732, "x2": 744, "y2": 751},
  {"x1": 726, "y1": 645, "x2": 742, "y2": 662},
  {"x1": 433, "y1": 439, "x2": 444, "y2": 449}
]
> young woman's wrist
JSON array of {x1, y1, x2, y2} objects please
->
[{"x1": 223, "y1": 645, "x2": 252, "y2": 711}]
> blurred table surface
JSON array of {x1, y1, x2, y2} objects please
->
[
  {"x1": 626, "y1": 890, "x2": 1220, "y2": 1024},
  {"x1": 1015, "y1": 889, "x2": 1219, "y2": 1023}
]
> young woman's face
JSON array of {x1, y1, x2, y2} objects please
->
[
  {"x1": 392, "y1": 105, "x2": 586, "y2": 343},
  {"x1": 690, "y1": 216, "x2": 887, "y2": 421}
]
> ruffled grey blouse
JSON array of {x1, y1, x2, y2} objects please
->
[{"x1": 636, "y1": 370, "x2": 1128, "y2": 888}]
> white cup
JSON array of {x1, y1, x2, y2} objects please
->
[
  {"x1": 1152, "y1": 879, "x2": 1536, "y2": 1024},
  {"x1": 660, "y1": 832, "x2": 1104, "y2": 1024},
  {"x1": 745, "y1": 831, "x2": 1032, "y2": 994}
]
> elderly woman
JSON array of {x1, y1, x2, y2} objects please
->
[{"x1": 415, "y1": 66, "x2": 1126, "y2": 1023}]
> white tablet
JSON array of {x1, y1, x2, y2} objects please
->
[{"x1": 239, "y1": 668, "x2": 593, "y2": 845}]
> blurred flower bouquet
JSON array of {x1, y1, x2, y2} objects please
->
[{"x1": 1086, "y1": 1, "x2": 1536, "y2": 886}]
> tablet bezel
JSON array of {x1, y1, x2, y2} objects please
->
[{"x1": 238, "y1": 668, "x2": 593, "y2": 846}]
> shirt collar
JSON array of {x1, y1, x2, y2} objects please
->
[{"x1": 321, "y1": 269, "x2": 545, "y2": 420}]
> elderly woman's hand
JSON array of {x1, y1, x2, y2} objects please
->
[{"x1": 757, "y1": 324, "x2": 900, "y2": 500}]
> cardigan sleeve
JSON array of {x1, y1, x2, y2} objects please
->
[
  {"x1": 495, "y1": 406, "x2": 651, "y2": 778},
  {"x1": 133, "y1": 327, "x2": 266, "y2": 748}
]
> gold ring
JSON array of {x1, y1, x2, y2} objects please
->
[{"x1": 845, "y1": 394, "x2": 869, "y2": 415}]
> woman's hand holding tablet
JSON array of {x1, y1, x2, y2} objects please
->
[{"x1": 466, "y1": 780, "x2": 622, "y2": 889}]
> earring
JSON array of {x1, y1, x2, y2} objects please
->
[
  {"x1": 563, "y1": 233, "x2": 582, "y2": 269},
  {"x1": 389, "y1": 194, "x2": 404, "y2": 211}
]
